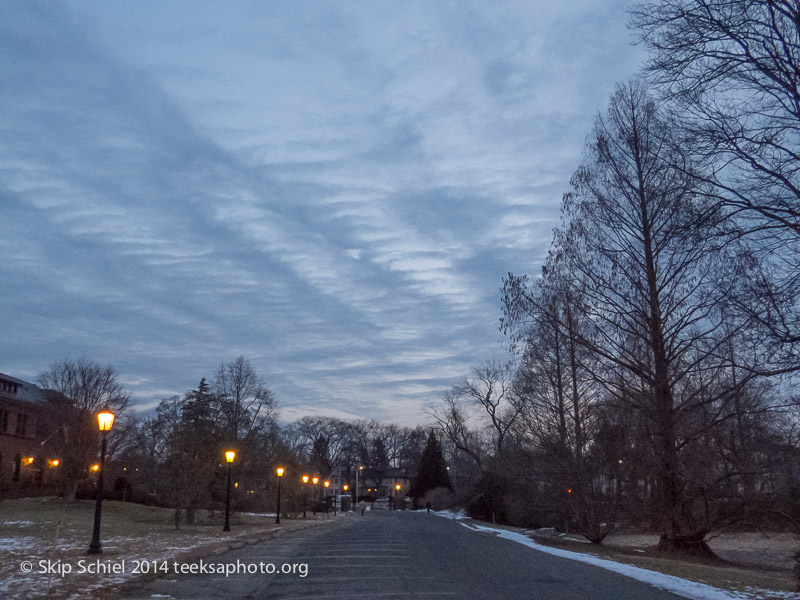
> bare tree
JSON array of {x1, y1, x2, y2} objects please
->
[
  {"x1": 632, "y1": 0, "x2": 800, "y2": 368},
  {"x1": 214, "y1": 356, "x2": 276, "y2": 443},
  {"x1": 37, "y1": 358, "x2": 130, "y2": 501},
  {"x1": 453, "y1": 361, "x2": 525, "y2": 457},
  {"x1": 558, "y1": 80, "x2": 764, "y2": 554},
  {"x1": 295, "y1": 416, "x2": 349, "y2": 477},
  {"x1": 428, "y1": 390, "x2": 486, "y2": 469},
  {"x1": 504, "y1": 259, "x2": 612, "y2": 541}
]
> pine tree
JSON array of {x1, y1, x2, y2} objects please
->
[{"x1": 412, "y1": 431, "x2": 452, "y2": 500}]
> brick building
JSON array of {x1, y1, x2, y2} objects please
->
[{"x1": 0, "y1": 372, "x2": 59, "y2": 492}]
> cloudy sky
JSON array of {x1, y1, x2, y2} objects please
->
[{"x1": 1, "y1": 1, "x2": 644, "y2": 426}]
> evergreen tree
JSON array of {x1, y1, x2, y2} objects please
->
[{"x1": 412, "y1": 431, "x2": 452, "y2": 500}]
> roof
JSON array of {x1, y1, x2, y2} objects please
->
[{"x1": 0, "y1": 372, "x2": 47, "y2": 406}]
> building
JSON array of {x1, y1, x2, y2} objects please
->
[
  {"x1": 0, "y1": 372, "x2": 58, "y2": 493},
  {"x1": 325, "y1": 464, "x2": 414, "y2": 509}
]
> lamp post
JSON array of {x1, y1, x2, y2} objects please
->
[
  {"x1": 342, "y1": 484, "x2": 349, "y2": 512},
  {"x1": 87, "y1": 407, "x2": 115, "y2": 555},
  {"x1": 312, "y1": 477, "x2": 319, "y2": 515},
  {"x1": 354, "y1": 465, "x2": 363, "y2": 512},
  {"x1": 395, "y1": 483, "x2": 401, "y2": 510},
  {"x1": 223, "y1": 450, "x2": 236, "y2": 532},
  {"x1": 324, "y1": 480, "x2": 330, "y2": 516},
  {"x1": 275, "y1": 467, "x2": 284, "y2": 524},
  {"x1": 302, "y1": 475, "x2": 309, "y2": 518}
]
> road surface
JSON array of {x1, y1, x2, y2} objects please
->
[{"x1": 121, "y1": 511, "x2": 687, "y2": 599}]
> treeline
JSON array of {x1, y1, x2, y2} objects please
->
[
  {"x1": 430, "y1": 1, "x2": 800, "y2": 557},
  {"x1": 34, "y1": 356, "x2": 455, "y2": 525},
  {"x1": 44, "y1": 356, "x2": 452, "y2": 523}
]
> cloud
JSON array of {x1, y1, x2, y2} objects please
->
[{"x1": 0, "y1": 0, "x2": 644, "y2": 427}]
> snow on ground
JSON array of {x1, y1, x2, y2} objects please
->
[
  {"x1": 0, "y1": 531, "x2": 229, "y2": 600},
  {"x1": 432, "y1": 508, "x2": 468, "y2": 520},
  {"x1": 467, "y1": 522, "x2": 796, "y2": 600},
  {"x1": 429, "y1": 511, "x2": 795, "y2": 600}
]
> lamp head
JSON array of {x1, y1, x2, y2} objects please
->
[
  {"x1": 225, "y1": 450, "x2": 236, "y2": 463},
  {"x1": 97, "y1": 407, "x2": 115, "y2": 432},
  {"x1": 276, "y1": 467, "x2": 285, "y2": 477}
]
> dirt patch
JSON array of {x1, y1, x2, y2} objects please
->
[
  {"x1": 518, "y1": 529, "x2": 799, "y2": 599},
  {"x1": 603, "y1": 531, "x2": 798, "y2": 572}
]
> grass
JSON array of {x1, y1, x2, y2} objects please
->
[
  {"x1": 0, "y1": 497, "x2": 337, "y2": 600},
  {"x1": 521, "y1": 528, "x2": 798, "y2": 599}
]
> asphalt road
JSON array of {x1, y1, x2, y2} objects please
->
[{"x1": 121, "y1": 511, "x2": 687, "y2": 600}]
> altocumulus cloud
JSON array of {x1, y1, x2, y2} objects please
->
[{"x1": 0, "y1": 0, "x2": 643, "y2": 425}]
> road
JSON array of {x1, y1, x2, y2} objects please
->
[{"x1": 121, "y1": 511, "x2": 687, "y2": 600}]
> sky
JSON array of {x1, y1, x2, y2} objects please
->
[{"x1": 0, "y1": 1, "x2": 644, "y2": 426}]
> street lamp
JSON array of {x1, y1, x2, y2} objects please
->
[
  {"x1": 395, "y1": 483, "x2": 401, "y2": 510},
  {"x1": 223, "y1": 450, "x2": 236, "y2": 532},
  {"x1": 324, "y1": 480, "x2": 330, "y2": 516},
  {"x1": 354, "y1": 465, "x2": 363, "y2": 512},
  {"x1": 275, "y1": 467, "x2": 284, "y2": 524},
  {"x1": 302, "y1": 475, "x2": 309, "y2": 518},
  {"x1": 312, "y1": 477, "x2": 319, "y2": 515},
  {"x1": 87, "y1": 406, "x2": 115, "y2": 554}
]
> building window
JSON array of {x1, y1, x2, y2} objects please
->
[
  {"x1": 15, "y1": 413, "x2": 28, "y2": 437},
  {"x1": 0, "y1": 380, "x2": 19, "y2": 394}
]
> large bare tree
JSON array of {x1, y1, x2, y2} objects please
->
[
  {"x1": 37, "y1": 358, "x2": 130, "y2": 500},
  {"x1": 632, "y1": 0, "x2": 800, "y2": 369},
  {"x1": 214, "y1": 356, "x2": 276, "y2": 443},
  {"x1": 558, "y1": 80, "x2": 765, "y2": 554}
]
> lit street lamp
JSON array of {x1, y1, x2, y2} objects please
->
[
  {"x1": 302, "y1": 475, "x2": 309, "y2": 518},
  {"x1": 275, "y1": 467, "x2": 285, "y2": 524},
  {"x1": 223, "y1": 450, "x2": 236, "y2": 532},
  {"x1": 324, "y1": 480, "x2": 330, "y2": 516},
  {"x1": 87, "y1": 406, "x2": 115, "y2": 555},
  {"x1": 312, "y1": 477, "x2": 319, "y2": 515},
  {"x1": 354, "y1": 465, "x2": 363, "y2": 512},
  {"x1": 395, "y1": 483, "x2": 401, "y2": 510}
]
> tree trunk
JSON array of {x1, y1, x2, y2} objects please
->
[
  {"x1": 657, "y1": 531, "x2": 715, "y2": 558},
  {"x1": 63, "y1": 480, "x2": 78, "y2": 502}
]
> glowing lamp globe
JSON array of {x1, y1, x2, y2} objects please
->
[{"x1": 97, "y1": 408, "x2": 115, "y2": 432}]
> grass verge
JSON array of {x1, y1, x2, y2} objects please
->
[{"x1": 0, "y1": 497, "x2": 338, "y2": 600}]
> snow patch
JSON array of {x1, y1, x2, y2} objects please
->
[
  {"x1": 432, "y1": 509, "x2": 468, "y2": 520},
  {"x1": 454, "y1": 521, "x2": 786, "y2": 600}
]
